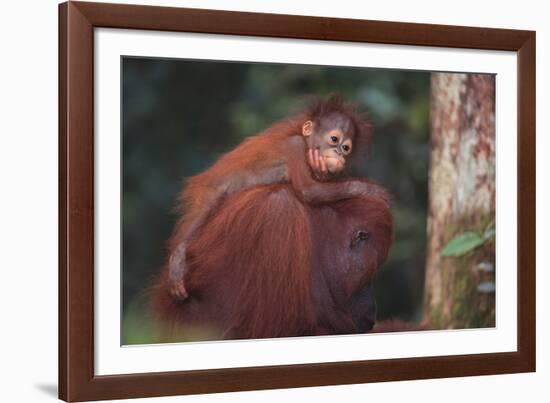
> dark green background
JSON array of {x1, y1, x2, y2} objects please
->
[{"x1": 122, "y1": 57, "x2": 430, "y2": 344}]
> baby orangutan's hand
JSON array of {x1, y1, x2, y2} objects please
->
[{"x1": 307, "y1": 149, "x2": 331, "y2": 181}]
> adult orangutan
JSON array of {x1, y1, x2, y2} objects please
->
[{"x1": 152, "y1": 180, "x2": 392, "y2": 341}]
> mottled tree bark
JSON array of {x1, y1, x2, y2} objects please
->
[{"x1": 425, "y1": 73, "x2": 496, "y2": 329}]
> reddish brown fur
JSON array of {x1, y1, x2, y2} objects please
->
[
  {"x1": 153, "y1": 180, "x2": 392, "y2": 341},
  {"x1": 174, "y1": 118, "x2": 300, "y2": 223},
  {"x1": 170, "y1": 95, "x2": 372, "y2": 257}
]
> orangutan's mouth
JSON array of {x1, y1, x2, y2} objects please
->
[{"x1": 323, "y1": 156, "x2": 344, "y2": 172}]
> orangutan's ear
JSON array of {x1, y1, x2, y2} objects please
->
[{"x1": 302, "y1": 120, "x2": 314, "y2": 137}]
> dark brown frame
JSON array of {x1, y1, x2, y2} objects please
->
[{"x1": 59, "y1": 1, "x2": 536, "y2": 401}]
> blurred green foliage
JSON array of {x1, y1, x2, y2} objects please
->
[{"x1": 122, "y1": 57, "x2": 430, "y2": 343}]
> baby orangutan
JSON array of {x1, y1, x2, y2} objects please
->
[{"x1": 168, "y1": 95, "x2": 379, "y2": 300}]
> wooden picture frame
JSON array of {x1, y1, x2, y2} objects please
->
[{"x1": 59, "y1": 1, "x2": 536, "y2": 401}]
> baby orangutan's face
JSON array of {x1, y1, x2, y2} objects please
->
[{"x1": 302, "y1": 113, "x2": 354, "y2": 174}]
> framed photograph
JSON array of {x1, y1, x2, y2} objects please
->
[{"x1": 59, "y1": 1, "x2": 536, "y2": 401}]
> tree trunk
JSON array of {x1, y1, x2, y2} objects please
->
[{"x1": 425, "y1": 73, "x2": 496, "y2": 329}]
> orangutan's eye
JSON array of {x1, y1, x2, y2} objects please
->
[
  {"x1": 330, "y1": 136, "x2": 339, "y2": 143},
  {"x1": 351, "y1": 230, "x2": 370, "y2": 248},
  {"x1": 341, "y1": 140, "x2": 352, "y2": 155}
]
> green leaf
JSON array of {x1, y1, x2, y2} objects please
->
[{"x1": 441, "y1": 232, "x2": 485, "y2": 257}]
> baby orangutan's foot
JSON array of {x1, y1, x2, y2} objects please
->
[
  {"x1": 168, "y1": 243, "x2": 189, "y2": 301},
  {"x1": 170, "y1": 281, "x2": 188, "y2": 301}
]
